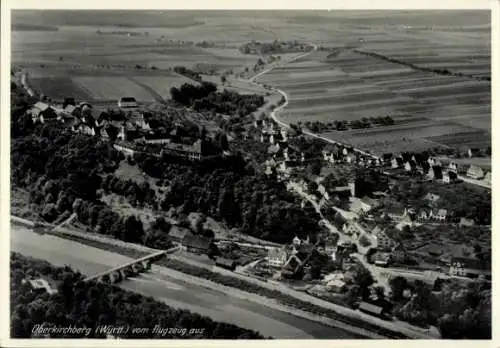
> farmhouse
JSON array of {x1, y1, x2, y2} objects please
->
[{"x1": 467, "y1": 165, "x2": 484, "y2": 180}]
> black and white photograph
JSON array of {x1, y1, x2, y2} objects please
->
[{"x1": 2, "y1": 3, "x2": 494, "y2": 343}]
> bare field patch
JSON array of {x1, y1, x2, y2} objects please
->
[
  {"x1": 74, "y1": 76, "x2": 155, "y2": 101},
  {"x1": 29, "y1": 76, "x2": 94, "y2": 100}
]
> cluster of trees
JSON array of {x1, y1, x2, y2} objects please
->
[
  {"x1": 239, "y1": 40, "x2": 311, "y2": 55},
  {"x1": 173, "y1": 66, "x2": 202, "y2": 81},
  {"x1": 353, "y1": 169, "x2": 389, "y2": 198},
  {"x1": 132, "y1": 154, "x2": 321, "y2": 244},
  {"x1": 355, "y1": 50, "x2": 491, "y2": 82},
  {"x1": 388, "y1": 276, "x2": 491, "y2": 339},
  {"x1": 10, "y1": 253, "x2": 263, "y2": 339},
  {"x1": 304, "y1": 116, "x2": 395, "y2": 134},
  {"x1": 170, "y1": 82, "x2": 265, "y2": 117},
  {"x1": 170, "y1": 82, "x2": 218, "y2": 106},
  {"x1": 391, "y1": 180, "x2": 491, "y2": 225}
]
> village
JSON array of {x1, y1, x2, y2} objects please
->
[{"x1": 25, "y1": 90, "x2": 491, "y2": 324}]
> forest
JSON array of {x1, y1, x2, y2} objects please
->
[
  {"x1": 170, "y1": 82, "x2": 265, "y2": 116},
  {"x1": 10, "y1": 253, "x2": 264, "y2": 339}
]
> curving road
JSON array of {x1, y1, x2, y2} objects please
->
[
  {"x1": 248, "y1": 45, "x2": 380, "y2": 161},
  {"x1": 10, "y1": 224, "x2": 363, "y2": 339}
]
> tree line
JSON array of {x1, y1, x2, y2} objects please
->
[{"x1": 355, "y1": 50, "x2": 491, "y2": 82}]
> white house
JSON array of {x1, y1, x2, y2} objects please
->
[{"x1": 467, "y1": 165, "x2": 484, "y2": 180}]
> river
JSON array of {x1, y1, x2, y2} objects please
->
[{"x1": 11, "y1": 224, "x2": 363, "y2": 339}]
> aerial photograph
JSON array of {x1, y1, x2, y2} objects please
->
[{"x1": 9, "y1": 9, "x2": 491, "y2": 340}]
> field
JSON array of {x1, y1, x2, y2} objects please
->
[
  {"x1": 254, "y1": 13, "x2": 490, "y2": 155},
  {"x1": 12, "y1": 10, "x2": 491, "y2": 155}
]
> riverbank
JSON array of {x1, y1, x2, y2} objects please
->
[{"x1": 11, "y1": 216, "x2": 415, "y2": 339}]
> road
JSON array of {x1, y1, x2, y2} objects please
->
[
  {"x1": 247, "y1": 45, "x2": 380, "y2": 161},
  {"x1": 10, "y1": 224, "x2": 362, "y2": 339}
]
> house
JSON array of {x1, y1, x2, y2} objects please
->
[
  {"x1": 419, "y1": 161, "x2": 430, "y2": 175},
  {"x1": 181, "y1": 235, "x2": 212, "y2": 254},
  {"x1": 30, "y1": 102, "x2": 58, "y2": 123},
  {"x1": 391, "y1": 243, "x2": 408, "y2": 263},
  {"x1": 163, "y1": 140, "x2": 204, "y2": 161},
  {"x1": 79, "y1": 101, "x2": 92, "y2": 111},
  {"x1": 467, "y1": 148, "x2": 481, "y2": 158},
  {"x1": 434, "y1": 209, "x2": 448, "y2": 222},
  {"x1": 72, "y1": 122, "x2": 96, "y2": 136},
  {"x1": 317, "y1": 184, "x2": 330, "y2": 200},
  {"x1": 417, "y1": 209, "x2": 429, "y2": 221},
  {"x1": 22, "y1": 278, "x2": 58, "y2": 295},
  {"x1": 391, "y1": 157, "x2": 399, "y2": 169},
  {"x1": 267, "y1": 144, "x2": 280, "y2": 156},
  {"x1": 292, "y1": 236, "x2": 302, "y2": 246},
  {"x1": 268, "y1": 247, "x2": 288, "y2": 268},
  {"x1": 425, "y1": 193, "x2": 440, "y2": 204},
  {"x1": 467, "y1": 165, "x2": 485, "y2": 180},
  {"x1": 449, "y1": 257, "x2": 491, "y2": 280},
  {"x1": 324, "y1": 240, "x2": 337, "y2": 257},
  {"x1": 427, "y1": 157, "x2": 441, "y2": 167},
  {"x1": 404, "y1": 160, "x2": 417, "y2": 172},
  {"x1": 282, "y1": 254, "x2": 304, "y2": 276},
  {"x1": 459, "y1": 217, "x2": 475, "y2": 227},
  {"x1": 358, "y1": 302, "x2": 386, "y2": 318},
  {"x1": 62, "y1": 104, "x2": 80, "y2": 117},
  {"x1": 350, "y1": 196, "x2": 378, "y2": 214},
  {"x1": 483, "y1": 171, "x2": 491, "y2": 185},
  {"x1": 168, "y1": 225, "x2": 193, "y2": 243},
  {"x1": 215, "y1": 257, "x2": 237, "y2": 271},
  {"x1": 448, "y1": 161, "x2": 459, "y2": 172},
  {"x1": 373, "y1": 252, "x2": 391, "y2": 267},
  {"x1": 428, "y1": 165, "x2": 443, "y2": 180},
  {"x1": 260, "y1": 133, "x2": 270, "y2": 143},
  {"x1": 324, "y1": 274, "x2": 347, "y2": 293},
  {"x1": 442, "y1": 170, "x2": 458, "y2": 183},
  {"x1": 342, "y1": 221, "x2": 365, "y2": 238},
  {"x1": 384, "y1": 206, "x2": 408, "y2": 220},
  {"x1": 374, "y1": 229, "x2": 394, "y2": 250},
  {"x1": 254, "y1": 113, "x2": 265, "y2": 128}
]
